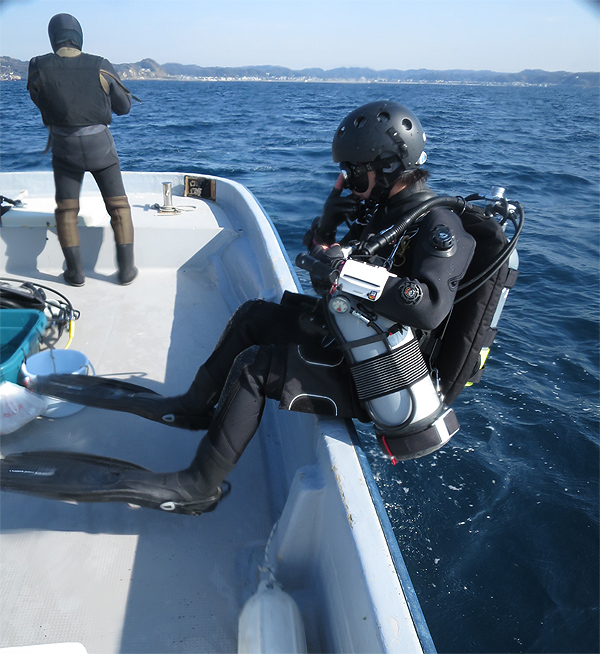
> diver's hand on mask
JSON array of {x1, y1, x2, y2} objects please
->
[
  {"x1": 302, "y1": 177, "x2": 360, "y2": 249},
  {"x1": 320, "y1": 187, "x2": 360, "y2": 235}
]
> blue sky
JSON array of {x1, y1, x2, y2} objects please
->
[{"x1": 1, "y1": 0, "x2": 598, "y2": 72}]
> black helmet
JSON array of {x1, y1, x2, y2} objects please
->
[
  {"x1": 48, "y1": 13, "x2": 83, "y2": 52},
  {"x1": 332, "y1": 101, "x2": 427, "y2": 171}
]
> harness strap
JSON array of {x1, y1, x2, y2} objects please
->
[{"x1": 339, "y1": 330, "x2": 391, "y2": 351}]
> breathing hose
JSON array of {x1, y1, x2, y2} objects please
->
[
  {"x1": 357, "y1": 195, "x2": 524, "y2": 300},
  {"x1": 357, "y1": 196, "x2": 475, "y2": 256}
]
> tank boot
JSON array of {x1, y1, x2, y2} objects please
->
[
  {"x1": 62, "y1": 245, "x2": 85, "y2": 287},
  {"x1": 116, "y1": 243, "x2": 138, "y2": 285}
]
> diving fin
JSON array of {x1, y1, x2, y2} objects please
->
[
  {"x1": 23, "y1": 374, "x2": 212, "y2": 430},
  {"x1": 0, "y1": 450, "x2": 230, "y2": 515}
]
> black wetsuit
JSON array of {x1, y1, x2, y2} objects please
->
[
  {"x1": 28, "y1": 50, "x2": 132, "y2": 201},
  {"x1": 200, "y1": 183, "x2": 475, "y2": 466}
]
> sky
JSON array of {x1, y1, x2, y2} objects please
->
[{"x1": 1, "y1": 0, "x2": 599, "y2": 73}]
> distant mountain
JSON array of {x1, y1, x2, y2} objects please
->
[
  {"x1": 1, "y1": 56, "x2": 598, "y2": 87},
  {"x1": 1, "y1": 56, "x2": 28, "y2": 79}
]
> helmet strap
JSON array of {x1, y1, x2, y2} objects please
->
[{"x1": 371, "y1": 166, "x2": 404, "y2": 203}]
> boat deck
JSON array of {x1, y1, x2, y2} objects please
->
[{"x1": 1, "y1": 196, "x2": 280, "y2": 652}]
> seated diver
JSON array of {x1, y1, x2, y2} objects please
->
[{"x1": 1, "y1": 101, "x2": 475, "y2": 515}]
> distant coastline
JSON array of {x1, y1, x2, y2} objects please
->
[{"x1": 1, "y1": 56, "x2": 598, "y2": 88}]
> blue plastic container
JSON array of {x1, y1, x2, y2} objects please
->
[{"x1": 0, "y1": 309, "x2": 48, "y2": 383}]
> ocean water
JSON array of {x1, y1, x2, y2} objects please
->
[{"x1": 1, "y1": 80, "x2": 599, "y2": 654}]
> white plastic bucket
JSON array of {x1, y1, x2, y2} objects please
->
[{"x1": 21, "y1": 350, "x2": 94, "y2": 418}]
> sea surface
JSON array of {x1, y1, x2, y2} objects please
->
[{"x1": 1, "y1": 80, "x2": 599, "y2": 654}]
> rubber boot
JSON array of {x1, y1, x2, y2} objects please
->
[
  {"x1": 116, "y1": 243, "x2": 138, "y2": 285},
  {"x1": 62, "y1": 245, "x2": 85, "y2": 287}
]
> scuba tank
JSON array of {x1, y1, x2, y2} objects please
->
[
  {"x1": 324, "y1": 262, "x2": 459, "y2": 462},
  {"x1": 296, "y1": 186, "x2": 523, "y2": 463}
]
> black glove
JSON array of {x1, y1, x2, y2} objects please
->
[
  {"x1": 308, "y1": 244, "x2": 345, "y2": 295},
  {"x1": 302, "y1": 217, "x2": 322, "y2": 249},
  {"x1": 302, "y1": 189, "x2": 361, "y2": 249},
  {"x1": 310, "y1": 243, "x2": 345, "y2": 267},
  {"x1": 320, "y1": 188, "x2": 361, "y2": 234}
]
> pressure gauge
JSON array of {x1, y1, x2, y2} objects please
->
[{"x1": 329, "y1": 296, "x2": 350, "y2": 314}]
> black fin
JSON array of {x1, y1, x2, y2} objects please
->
[
  {"x1": 24, "y1": 374, "x2": 212, "y2": 430},
  {"x1": 1, "y1": 451, "x2": 229, "y2": 515}
]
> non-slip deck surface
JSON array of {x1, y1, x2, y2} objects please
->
[{"x1": 1, "y1": 270, "x2": 274, "y2": 653}]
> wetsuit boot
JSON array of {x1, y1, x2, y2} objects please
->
[
  {"x1": 24, "y1": 365, "x2": 221, "y2": 431},
  {"x1": 55, "y1": 198, "x2": 85, "y2": 286},
  {"x1": 62, "y1": 246, "x2": 85, "y2": 287},
  {"x1": 0, "y1": 436, "x2": 234, "y2": 515},
  {"x1": 116, "y1": 243, "x2": 138, "y2": 285},
  {"x1": 104, "y1": 195, "x2": 137, "y2": 285},
  {"x1": 112, "y1": 435, "x2": 235, "y2": 513},
  {"x1": 169, "y1": 366, "x2": 221, "y2": 424}
]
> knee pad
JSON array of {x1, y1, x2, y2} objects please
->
[
  {"x1": 55, "y1": 198, "x2": 80, "y2": 248},
  {"x1": 104, "y1": 195, "x2": 134, "y2": 245}
]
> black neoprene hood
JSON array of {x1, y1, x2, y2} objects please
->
[{"x1": 48, "y1": 13, "x2": 83, "y2": 52}]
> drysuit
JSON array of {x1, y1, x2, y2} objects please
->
[{"x1": 197, "y1": 181, "x2": 475, "y2": 466}]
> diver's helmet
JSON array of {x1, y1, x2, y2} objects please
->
[
  {"x1": 48, "y1": 13, "x2": 83, "y2": 52},
  {"x1": 332, "y1": 101, "x2": 427, "y2": 196}
]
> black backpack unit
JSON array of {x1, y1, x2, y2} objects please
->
[{"x1": 423, "y1": 191, "x2": 523, "y2": 405}]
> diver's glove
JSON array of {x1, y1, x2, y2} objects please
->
[
  {"x1": 308, "y1": 243, "x2": 346, "y2": 294},
  {"x1": 310, "y1": 243, "x2": 345, "y2": 267},
  {"x1": 302, "y1": 217, "x2": 325, "y2": 249},
  {"x1": 321, "y1": 188, "x2": 360, "y2": 232},
  {"x1": 302, "y1": 189, "x2": 361, "y2": 248}
]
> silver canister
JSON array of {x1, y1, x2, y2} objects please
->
[{"x1": 162, "y1": 182, "x2": 173, "y2": 207}]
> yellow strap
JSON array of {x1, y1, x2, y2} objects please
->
[{"x1": 465, "y1": 347, "x2": 491, "y2": 387}]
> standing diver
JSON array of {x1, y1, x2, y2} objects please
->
[
  {"x1": 2, "y1": 101, "x2": 521, "y2": 515},
  {"x1": 27, "y1": 13, "x2": 137, "y2": 286}
]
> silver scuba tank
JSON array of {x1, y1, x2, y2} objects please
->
[{"x1": 326, "y1": 259, "x2": 459, "y2": 462}]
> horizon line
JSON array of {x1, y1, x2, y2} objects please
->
[{"x1": 1, "y1": 55, "x2": 598, "y2": 75}]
